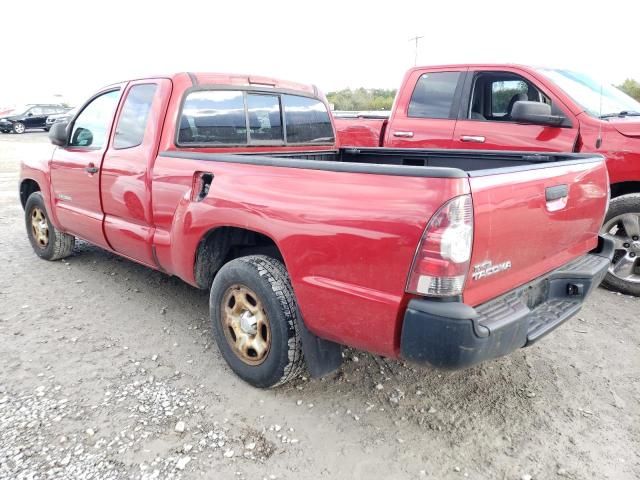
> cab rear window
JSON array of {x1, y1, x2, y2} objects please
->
[
  {"x1": 177, "y1": 90, "x2": 333, "y2": 146},
  {"x1": 179, "y1": 91, "x2": 247, "y2": 145},
  {"x1": 282, "y1": 95, "x2": 334, "y2": 144}
]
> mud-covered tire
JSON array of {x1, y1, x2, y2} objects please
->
[
  {"x1": 210, "y1": 255, "x2": 304, "y2": 388},
  {"x1": 601, "y1": 193, "x2": 640, "y2": 296},
  {"x1": 24, "y1": 192, "x2": 75, "y2": 261}
]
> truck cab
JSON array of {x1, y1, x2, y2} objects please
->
[{"x1": 335, "y1": 64, "x2": 640, "y2": 295}]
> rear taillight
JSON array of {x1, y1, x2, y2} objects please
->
[{"x1": 406, "y1": 195, "x2": 473, "y2": 297}]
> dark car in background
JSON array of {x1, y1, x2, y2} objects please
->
[
  {"x1": 0, "y1": 104, "x2": 69, "y2": 134},
  {"x1": 45, "y1": 108, "x2": 76, "y2": 129}
]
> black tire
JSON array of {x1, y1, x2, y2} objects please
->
[
  {"x1": 601, "y1": 193, "x2": 640, "y2": 296},
  {"x1": 44, "y1": 127, "x2": 50, "y2": 132},
  {"x1": 25, "y1": 192, "x2": 75, "y2": 261},
  {"x1": 210, "y1": 255, "x2": 304, "y2": 388},
  {"x1": 12, "y1": 122, "x2": 25, "y2": 134},
  {"x1": 0, "y1": 130, "x2": 9, "y2": 134}
]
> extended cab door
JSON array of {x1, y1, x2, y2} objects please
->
[
  {"x1": 100, "y1": 79, "x2": 171, "y2": 266},
  {"x1": 383, "y1": 67, "x2": 466, "y2": 148},
  {"x1": 50, "y1": 88, "x2": 123, "y2": 248},
  {"x1": 452, "y1": 67, "x2": 579, "y2": 151}
]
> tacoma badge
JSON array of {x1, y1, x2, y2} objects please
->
[{"x1": 472, "y1": 260, "x2": 512, "y2": 280}]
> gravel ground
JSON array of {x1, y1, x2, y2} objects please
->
[{"x1": 0, "y1": 132, "x2": 638, "y2": 480}]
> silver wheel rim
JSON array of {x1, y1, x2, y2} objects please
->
[
  {"x1": 31, "y1": 207, "x2": 49, "y2": 248},
  {"x1": 601, "y1": 212, "x2": 640, "y2": 284},
  {"x1": 15, "y1": 123, "x2": 24, "y2": 133},
  {"x1": 221, "y1": 284, "x2": 271, "y2": 365}
]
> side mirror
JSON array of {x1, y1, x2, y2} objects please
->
[
  {"x1": 49, "y1": 121, "x2": 69, "y2": 146},
  {"x1": 71, "y1": 127, "x2": 93, "y2": 147},
  {"x1": 27, "y1": 112, "x2": 33, "y2": 117},
  {"x1": 511, "y1": 101, "x2": 565, "y2": 127}
]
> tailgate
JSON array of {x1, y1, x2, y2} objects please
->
[{"x1": 464, "y1": 159, "x2": 609, "y2": 307}]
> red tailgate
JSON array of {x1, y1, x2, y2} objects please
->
[{"x1": 464, "y1": 160, "x2": 609, "y2": 307}]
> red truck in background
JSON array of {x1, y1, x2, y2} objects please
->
[
  {"x1": 335, "y1": 64, "x2": 640, "y2": 296},
  {"x1": 19, "y1": 72, "x2": 612, "y2": 388}
]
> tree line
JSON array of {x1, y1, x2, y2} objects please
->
[
  {"x1": 618, "y1": 79, "x2": 640, "y2": 101},
  {"x1": 327, "y1": 79, "x2": 640, "y2": 111},
  {"x1": 326, "y1": 88, "x2": 396, "y2": 111}
]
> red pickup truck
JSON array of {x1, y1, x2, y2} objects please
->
[
  {"x1": 20, "y1": 72, "x2": 612, "y2": 388},
  {"x1": 335, "y1": 64, "x2": 640, "y2": 296}
]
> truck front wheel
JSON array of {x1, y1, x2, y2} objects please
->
[
  {"x1": 601, "y1": 193, "x2": 640, "y2": 296},
  {"x1": 24, "y1": 192, "x2": 75, "y2": 261},
  {"x1": 210, "y1": 255, "x2": 304, "y2": 388}
]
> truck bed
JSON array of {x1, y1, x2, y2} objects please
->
[
  {"x1": 166, "y1": 147, "x2": 603, "y2": 178},
  {"x1": 154, "y1": 146, "x2": 608, "y2": 354},
  {"x1": 270, "y1": 147, "x2": 601, "y2": 175}
]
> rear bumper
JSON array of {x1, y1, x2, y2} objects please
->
[{"x1": 400, "y1": 236, "x2": 614, "y2": 370}]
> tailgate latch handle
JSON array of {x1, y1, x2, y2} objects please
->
[{"x1": 545, "y1": 184, "x2": 568, "y2": 202}]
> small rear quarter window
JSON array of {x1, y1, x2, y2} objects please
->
[
  {"x1": 114, "y1": 84, "x2": 157, "y2": 149},
  {"x1": 408, "y1": 72, "x2": 461, "y2": 119}
]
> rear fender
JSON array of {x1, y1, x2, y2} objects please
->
[{"x1": 168, "y1": 196, "x2": 343, "y2": 377}]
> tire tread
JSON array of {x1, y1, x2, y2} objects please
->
[
  {"x1": 210, "y1": 255, "x2": 304, "y2": 388},
  {"x1": 601, "y1": 193, "x2": 640, "y2": 296}
]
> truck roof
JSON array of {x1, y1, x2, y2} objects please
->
[
  {"x1": 408, "y1": 63, "x2": 538, "y2": 72},
  {"x1": 104, "y1": 72, "x2": 318, "y2": 96}
]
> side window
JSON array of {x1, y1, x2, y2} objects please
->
[
  {"x1": 282, "y1": 95, "x2": 334, "y2": 144},
  {"x1": 30, "y1": 107, "x2": 43, "y2": 115},
  {"x1": 113, "y1": 84, "x2": 157, "y2": 149},
  {"x1": 247, "y1": 94, "x2": 282, "y2": 142},
  {"x1": 69, "y1": 90, "x2": 120, "y2": 148},
  {"x1": 469, "y1": 73, "x2": 553, "y2": 121},
  {"x1": 491, "y1": 80, "x2": 528, "y2": 117},
  {"x1": 408, "y1": 72, "x2": 461, "y2": 119},
  {"x1": 178, "y1": 90, "x2": 246, "y2": 145}
]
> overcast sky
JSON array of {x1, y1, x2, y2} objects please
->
[{"x1": 2, "y1": 0, "x2": 639, "y2": 107}]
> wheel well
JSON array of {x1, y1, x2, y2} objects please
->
[
  {"x1": 193, "y1": 226, "x2": 283, "y2": 289},
  {"x1": 20, "y1": 179, "x2": 40, "y2": 209},
  {"x1": 611, "y1": 181, "x2": 640, "y2": 199}
]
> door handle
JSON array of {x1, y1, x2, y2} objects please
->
[
  {"x1": 393, "y1": 131, "x2": 414, "y2": 138},
  {"x1": 460, "y1": 135, "x2": 485, "y2": 143},
  {"x1": 85, "y1": 163, "x2": 99, "y2": 174}
]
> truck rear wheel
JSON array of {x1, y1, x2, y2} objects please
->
[
  {"x1": 24, "y1": 192, "x2": 75, "y2": 261},
  {"x1": 210, "y1": 255, "x2": 304, "y2": 388},
  {"x1": 601, "y1": 193, "x2": 640, "y2": 296}
]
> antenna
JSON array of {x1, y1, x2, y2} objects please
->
[
  {"x1": 596, "y1": 82, "x2": 603, "y2": 149},
  {"x1": 409, "y1": 35, "x2": 424, "y2": 66}
]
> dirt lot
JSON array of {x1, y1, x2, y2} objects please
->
[{"x1": 0, "y1": 132, "x2": 638, "y2": 480}]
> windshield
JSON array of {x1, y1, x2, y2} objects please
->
[{"x1": 537, "y1": 68, "x2": 640, "y2": 118}]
